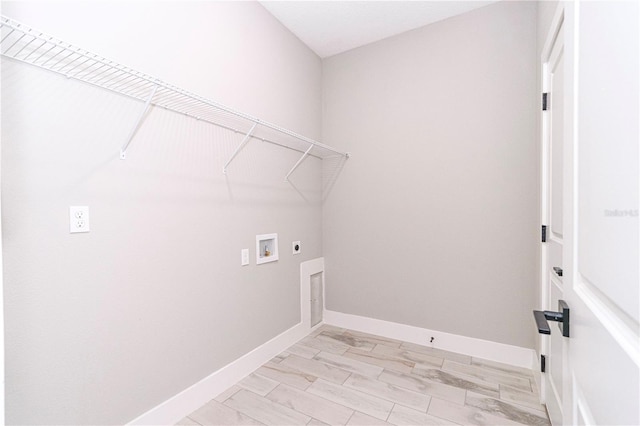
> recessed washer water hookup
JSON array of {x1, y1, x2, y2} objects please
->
[{"x1": 256, "y1": 233, "x2": 279, "y2": 264}]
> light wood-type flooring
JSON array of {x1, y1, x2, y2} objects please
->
[{"x1": 177, "y1": 325, "x2": 550, "y2": 425}]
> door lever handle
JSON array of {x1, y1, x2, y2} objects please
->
[
  {"x1": 553, "y1": 267, "x2": 563, "y2": 277},
  {"x1": 533, "y1": 300, "x2": 570, "y2": 337}
]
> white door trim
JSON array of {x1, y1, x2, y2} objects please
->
[{"x1": 0, "y1": 89, "x2": 5, "y2": 424}]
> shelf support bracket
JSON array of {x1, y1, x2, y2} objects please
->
[
  {"x1": 120, "y1": 84, "x2": 158, "y2": 160},
  {"x1": 285, "y1": 144, "x2": 314, "y2": 182},
  {"x1": 223, "y1": 122, "x2": 258, "y2": 174}
]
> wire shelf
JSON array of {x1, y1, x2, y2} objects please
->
[{"x1": 0, "y1": 15, "x2": 349, "y2": 176}]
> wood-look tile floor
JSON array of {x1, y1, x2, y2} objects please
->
[{"x1": 178, "y1": 325, "x2": 550, "y2": 425}]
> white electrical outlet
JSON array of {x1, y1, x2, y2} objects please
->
[
  {"x1": 292, "y1": 241, "x2": 301, "y2": 255},
  {"x1": 241, "y1": 248, "x2": 249, "y2": 266},
  {"x1": 69, "y1": 206, "x2": 90, "y2": 233}
]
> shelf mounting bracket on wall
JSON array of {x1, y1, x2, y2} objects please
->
[
  {"x1": 285, "y1": 144, "x2": 313, "y2": 182},
  {"x1": 223, "y1": 122, "x2": 258, "y2": 174},
  {"x1": 120, "y1": 84, "x2": 158, "y2": 160}
]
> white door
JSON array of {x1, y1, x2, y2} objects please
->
[
  {"x1": 541, "y1": 2, "x2": 639, "y2": 425},
  {"x1": 540, "y1": 9, "x2": 565, "y2": 424}
]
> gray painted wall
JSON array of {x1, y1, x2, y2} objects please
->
[
  {"x1": 3, "y1": 1, "x2": 547, "y2": 423},
  {"x1": 322, "y1": 1, "x2": 538, "y2": 349},
  {"x1": 2, "y1": 2, "x2": 323, "y2": 423}
]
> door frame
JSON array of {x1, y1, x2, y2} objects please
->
[{"x1": 0, "y1": 82, "x2": 5, "y2": 422}]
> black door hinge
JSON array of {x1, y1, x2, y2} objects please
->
[
  {"x1": 541, "y1": 225, "x2": 547, "y2": 242},
  {"x1": 541, "y1": 354, "x2": 546, "y2": 372},
  {"x1": 542, "y1": 93, "x2": 550, "y2": 111}
]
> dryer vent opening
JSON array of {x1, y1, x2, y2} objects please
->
[{"x1": 310, "y1": 272, "x2": 323, "y2": 327}]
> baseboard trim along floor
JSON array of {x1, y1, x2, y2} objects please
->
[
  {"x1": 323, "y1": 310, "x2": 535, "y2": 369},
  {"x1": 128, "y1": 322, "x2": 312, "y2": 425},
  {"x1": 129, "y1": 312, "x2": 535, "y2": 425}
]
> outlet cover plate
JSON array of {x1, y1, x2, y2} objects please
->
[{"x1": 69, "y1": 206, "x2": 90, "y2": 233}]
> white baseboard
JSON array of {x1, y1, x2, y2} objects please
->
[
  {"x1": 127, "y1": 322, "x2": 308, "y2": 425},
  {"x1": 129, "y1": 277, "x2": 533, "y2": 424},
  {"x1": 323, "y1": 310, "x2": 535, "y2": 369},
  {"x1": 129, "y1": 258, "x2": 327, "y2": 425}
]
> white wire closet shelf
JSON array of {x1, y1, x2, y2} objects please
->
[{"x1": 0, "y1": 15, "x2": 349, "y2": 180}]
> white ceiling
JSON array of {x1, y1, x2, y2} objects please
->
[{"x1": 260, "y1": 1, "x2": 497, "y2": 58}]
